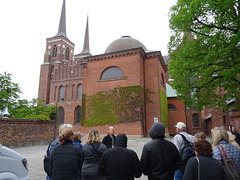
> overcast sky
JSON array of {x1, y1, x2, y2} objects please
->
[{"x1": 0, "y1": 0, "x2": 177, "y2": 100}]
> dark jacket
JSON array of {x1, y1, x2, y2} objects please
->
[
  {"x1": 102, "y1": 134, "x2": 115, "y2": 149},
  {"x1": 99, "y1": 134, "x2": 142, "y2": 180},
  {"x1": 183, "y1": 155, "x2": 228, "y2": 180},
  {"x1": 82, "y1": 142, "x2": 107, "y2": 179},
  {"x1": 140, "y1": 123, "x2": 182, "y2": 180},
  {"x1": 232, "y1": 131, "x2": 240, "y2": 146},
  {"x1": 50, "y1": 139, "x2": 83, "y2": 180}
]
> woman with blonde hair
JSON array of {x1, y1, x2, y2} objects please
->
[
  {"x1": 82, "y1": 128, "x2": 107, "y2": 180},
  {"x1": 211, "y1": 127, "x2": 240, "y2": 172},
  {"x1": 50, "y1": 127, "x2": 82, "y2": 180}
]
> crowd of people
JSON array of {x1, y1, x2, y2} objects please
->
[{"x1": 45, "y1": 123, "x2": 240, "y2": 180}]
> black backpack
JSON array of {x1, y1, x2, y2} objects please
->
[{"x1": 179, "y1": 134, "x2": 195, "y2": 166}]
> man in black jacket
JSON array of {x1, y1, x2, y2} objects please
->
[
  {"x1": 140, "y1": 123, "x2": 182, "y2": 180},
  {"x1": 102, "y1": 126, "x2": 115, "y2": 149},
  {"x1": 99, "y1": 134, "x2": 142, "y2": 180}
]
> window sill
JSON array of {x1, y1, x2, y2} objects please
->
[{"x1": 98, "y1": 76, "x2": 127, "y2": 82}]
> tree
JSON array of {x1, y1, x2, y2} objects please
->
[
  {"x1": 8, "y1": 98, "x2": 56, "y2": 121},
  {"x1": 168, "y1": 0, "x2": 240, "y2": 110},
  {"x1": 0, "y1": 72, "x2": 21, "y2": 117}
]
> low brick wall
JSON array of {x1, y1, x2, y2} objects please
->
[{"x1": 0, "y1": 118, "x2": 54, "y2": 148}]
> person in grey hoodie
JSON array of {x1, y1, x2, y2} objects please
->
[{"x1": 141, "y1": 122, "x2": 182, "y2": 180}]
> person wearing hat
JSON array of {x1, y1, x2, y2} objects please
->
[
  {"x1": 140, "y1": 122, "x2": 182, "y2": 180},
  {"x1": 173, "y1": 122, "x2": 196, "y2": 180}
]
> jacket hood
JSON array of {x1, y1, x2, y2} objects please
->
[
  {"x1": 115, "y1": 134, "x2": 127, "y2": 148},
  {"x1": 149, "y1": 122, "x2": 165, "y2": 139}
]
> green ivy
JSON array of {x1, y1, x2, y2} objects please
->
[
  {"x1": 159, "y1": 89, "x2": 168, "y2": 127},
  {"x1": 82, "y1": 86, "x2": 153, "y2": 127}
]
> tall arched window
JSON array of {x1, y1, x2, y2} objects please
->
[
  {"x1": 192, "y1": 113, "x2": 199, "y2": 127},
  {"x1": 77, "y1": 84, "x2": 83, "y2": 99},
  {"x1": 59, "y1": 86, "x2": 64, "y2": 100},
  {"x1": 101, "y1": 66, "x2": 124, "y2": 80},
  {"x1": 53, "y1": 44, "x2": 57, "y2": 57},
  {"x1": 65, "y1": 85, "x2": 68, "y2": 100},
  {"x1": 161, "y1": 73, "x2": 165, "y2": 87},
  {"x1": 65, "y1": 47, "x2": 70, "y2": 60},
  {"x1": 58, "y1": 107, "x2": 64, "y2": 124},
  {"x1": 75, "y1": 106, "x2": 81, "y2": 124}
]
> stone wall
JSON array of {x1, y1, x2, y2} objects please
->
[{"x1": 0, "y1": 118, "x2": 54, "y2": 148}]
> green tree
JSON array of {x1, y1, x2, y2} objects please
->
[
  {"x1": 8, "y1": 98, "x2": 56, "y2": 121},
  {"x1": 0, "y1": 72, "x2": 21, "y2": 117},
  {"x1": 168, "y1": 0, "x2": 240, "y2": 110}
]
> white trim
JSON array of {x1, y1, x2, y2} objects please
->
[
  {"x1": 47, "y1": 39, "x2": 61, "y2": 43},
  {"x1": 63, "y1": 39, "x2": 74, "y2": 48}
]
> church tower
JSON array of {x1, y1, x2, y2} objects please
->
[{"x1": 38, "y1": 0, "x2": 75, "y2": 105}]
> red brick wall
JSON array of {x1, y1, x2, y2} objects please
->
[
  {"x1": 167, "y1": 97, "x2": 186, "y2": 135},
  {"x1": 0, "y1": 118, "x2": 54, "y2": 148}
]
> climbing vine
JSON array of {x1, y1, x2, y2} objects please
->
[
  {"x1": 82, "y1": 86, "x2": 153, "y2": 127},
  {"x1": 159, "y1": 88, "x2": 168, "y2": 127}
]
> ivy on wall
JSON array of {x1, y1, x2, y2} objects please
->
[
  {"x1": 159, "y1": 88, "x2": 168, "y2": 127},
  {"x1": 82, "y1": 86, "x2": 153, "y2": 127}
]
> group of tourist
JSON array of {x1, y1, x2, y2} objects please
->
[{"x1": 45, "y1": 122, "x2": 240, "y2": 180}]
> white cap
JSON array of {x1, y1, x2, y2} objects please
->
[{"x1": 176, "y1": 122, "x2": 186, "y2": 130}]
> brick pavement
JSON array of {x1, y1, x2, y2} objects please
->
[{"x1": 13, "y1": 136, "x2": 175, "y2": 180}]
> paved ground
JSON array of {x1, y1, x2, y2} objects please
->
[{"x1": 13, "y1": 136, "x2": 174, "y2": 180}]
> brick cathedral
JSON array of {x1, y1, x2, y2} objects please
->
[
  {"x1": 38, "y1": 0, "x2": 168, "y2": 135},
  {"x1": 38, "y1": 0, "x2": 240, "y2": 136}
]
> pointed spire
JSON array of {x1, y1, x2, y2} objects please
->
[
  {"x1": 55, "y1": 0, "x2": 67, "y2": 38},
  {"x1": 80, "y1": 16, "x2": 91, "y2": 56}
]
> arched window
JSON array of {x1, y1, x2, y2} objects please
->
[
  {"x1": 168, "y1": 104, "x2": 176, "y2": 111},
  {"x1": 77, "y1": 84, "x2": 83, "y2": 99},
  {"x1": 161, "y1": 73, "x2": 165, "y2": 87},
  {"x1": 65, "y1": 47, "x2": 70, "y2": 60},
  {"x1": 53, "y1": 44, "x2": 57, "y2": 57},
  {"x1": 192, "y1": 113, "x2": 199, "y2": 127},
  {"x1": 101, "y1": 66, "x2": 124, "y2": 80},
  {"x1": 59, "y1": 86, "x2": 64, "y2": 100},
  {"x1": 75, "y1": 106, "x2": 81, "y2": 124},
  {"x1": 58, "y1": 107, "x2": 64, "y2": 124},
  {"x1": 65, "y1": 85, "x2": 68, "y2": 100}
]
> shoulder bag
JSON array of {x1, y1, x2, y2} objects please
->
[{"x1": 217, "y1": 145, "x2": 240, "y2": 180}]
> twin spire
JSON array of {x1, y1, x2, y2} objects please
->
[{"x1": 55, "y1": 0, "x2": 90, "y2": 56}]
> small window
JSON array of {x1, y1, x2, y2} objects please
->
[
  {"x1": 101, "y1": 66, "x2": 124, "y2": 80},
  {"x1": 75, "y1": 106, "x2": 81, "y2": 124},
  {"x1": 58, "y1": 107, "x2": 64, "y2": 124},
  {"x1": 59, "y1": 86, "x2": 64, "y2": 100},
  {"x1": 65, "y1": 47, "x2": 70, "y2": 60},
  {"x1": 168, "y1": 104, "x2": 176, "y2": 110},
  {"x1": 53, "y1": 44, "x2": 57, "y2": 57},
  {"x1": 192, "y1": 113, "x2": 199, "y2": 127},
  {"x1": 77, "y1": 84, "x2": 83, "y2": 99}
]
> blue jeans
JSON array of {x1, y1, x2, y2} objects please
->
[{"x1": 174, "y1": 169, "x2": 183, "y2": 180}]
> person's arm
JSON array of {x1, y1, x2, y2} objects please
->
[
  {"x1": 182, "y1": 157, "x2": 196, "y2": 180},
  {"x1": 212, "y1": 147, "x2": 222, "y2": 163},
  {"x1": 133, "y1": 152, "x2": 143, "y2": 178},
  {"x1": 140, "y1": 145, "x2": 149, "y2": 175},
  {"x1": 98, "y1": 151, "x2": 107, "y2": 176},
  {"x1": 174, "y1": 145, "x2": 182, "y2": 170}
]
